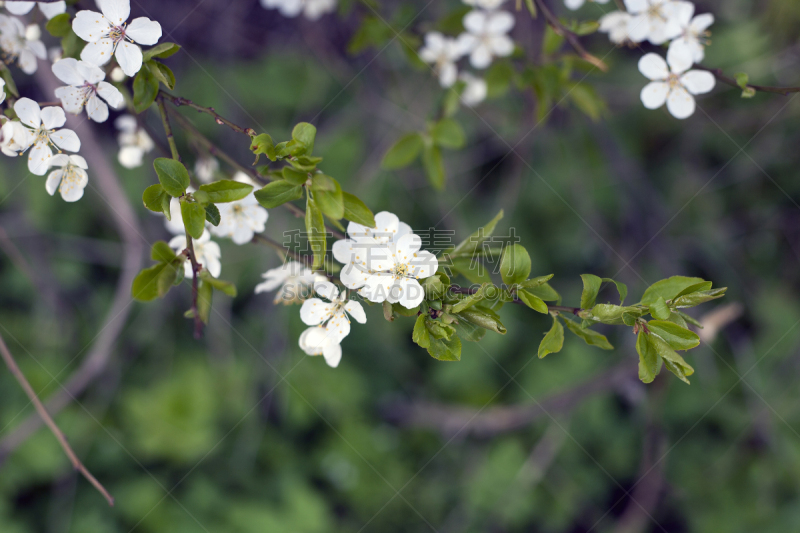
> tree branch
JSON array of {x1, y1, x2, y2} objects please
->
[
  {"x1": 533, "y1": 0, "x2": 608, "y2": 72},
  {"x1": 697, "y1": 66, "x2": 800, "y2": 96},
  {"x1": 160, "y1": 91, "x2": 257, "y2": 137},
  {"x1": 0, "y1": 334, "x2": 114, "y2": 506}
]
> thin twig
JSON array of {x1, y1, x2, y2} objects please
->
[
  {"x1": 160, "y1": 91, "x2": 257, "y2": 137},
  {"x1": 0, "y1": 334, "x2": 114, "y2": 506},
  {"x1": 533, "y1": 0, "x2": 608, "y2": 72},
  {"x1": 697, "y1": 66, "x2": 800, "y2": 96}
]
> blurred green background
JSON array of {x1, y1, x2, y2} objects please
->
[{"x1": 1, "y1": 0, "x2": 800, "y2": 531}]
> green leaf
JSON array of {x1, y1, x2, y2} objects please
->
[
  {"x1": 289, "y1": 155, "x2": 323, "y2": 171},
  {"x1": 422, "y1": 143, "x2": 445, "y2": 190},
  {"x1": 60, "y1": 28, "x2": 84, "y2": 59},
  {"x1": 538, "y1": 316, "x2": 564, "y2": 358},
  {"x1": 132, "y1": 263, "x2": 167, "y2": 302},
  {"x1": 382, "y1": 133, "x2": 424, "y2": 170},
  {"x1": 142, "y1": 42, "x2": 181, "y2": 61},
  {"x1": 426, "y1": 334, "x2": 462, "y2": 361},
  {"x1": 147, "y1": 60, "x2": 176, "y2": 90},
  {"x1": 0, "y1": 68, "x2": 18, "y2": 97},
  {"x1": 589, "y1": 304, "x2": 642, "y2": 325},
  {"x1": 567, "y1": 83, "x2": 605, "y2": 121},
  {"x1": 197, "y1": 180, "x2": 253, "y2": 203},
  {"x1": 580, "y1": 274, "x2": 602, "y2": 309},
  {"x1": 640, "y1": 276, "x2": 706, "y2": 306},
  {"x1": 250, "y1": 133, "x2": 276, "y2": 163},
  {"x1": 734, "y1": 72, "x2": 749, "y2": 90},
  {"x1": 524, "y1": 0, "x2": 537, "y2": 17},
  {"x1": 676, "y1": 311, "x2": 703, "y2": 328},
  {"x1": 500, "y1": 244, "x2": 531, "y2": 286},
  {"x1": 457, "y1": 308, "x2": 507, "y2": 335},
  {"x1": 412, "y1": 314, "x2": 430, "y2": 348},
  {"x1": 526, "y1": 282, "x2": 560, "y2": 302},
  {"x1": 197, "y1": 279, "x2": 213, "y2": 324},
  {"x1": 604, "y1": 278, "x2": 628, "y2": 304},
  {"x1": 157, "y1": 262, "x2": 179, "y2": 298},
  {"x1": 448, "y1": 257, "x2": 492, "y2": 284},
  {"x1": 430, "y1": 118, "x2": 466, "y2": 150},
  {"x1": 153, "y1": 158, "x2": 190, "y2": 197},
  {"x1": 485, "y1": 61, "x2": 514, "y2": 99},
  {"x1": 446, "y1": 210, "x2": 504, "y2": 257},
  {"x1": 649, "y1": 335, "x2": 694, "y2": 384},
  {"x1": 647, "y1": 320, "x2": 700, "y2": 351},
  {"x1": 200, "y1": 270, "x2": 237, "y2": 297},
  {"x1": 46, "y1": 13, "x2": 71, "y2": 37},
  {"x1": 519, "y1": 274, "x2": 554, "y2": 289},
  {"x1": 282, "y1": 167, "x2": 308, "y2": 185},
  {"x1": 672, "y1": 288, "x2": 727, "y2": 308},
  {"x1": 649, "y1": 296, "x2": 671, "y2": 320},
  {"x1": 311, "y1": 174, "x2": 344, "y2": 220},
  {"x1": 151, "y1": 241, "x2": 176, "y2": 263},
  {"x1": 543, "y1": 24, "x2": 564, "y2": 54},
  {"x1": 142, "y1": 183, "x2": 171, "y2": 217},
  {"x1": 132, "y1": 65, "x2": 159, "y2": 113},
  {"x1": 451, "y1": 284, "x2": 491, "y2": 314},
  {"x1": 306, "y1": 197, "x2": 326, "y2": 270},
  {"x1": 204, "y1": 204, "x2": 221, "y2": 226},
  {"x1": 636, "y1": 331, "x2": 660, "y2": 384},
  {"x1": 292, "y1": 122, "x2": 317, "y2": 154},
  {"x1": 518, "y1": 290, "x2": 548, "y2": 313},
  {"x1": 562, "y1": 318, "x2": 613, "y2": 350},
  {"x1": 180, "y1": 200, "x2": 206, "y2": 239},
  {"x1": 254, "y1": 180, "x2": 304, "y2": 208},
  {"x1": 451, "y1": 318, "x2": 486, "y2": 342},
  {"x1": 342, "y1": 192, "x2": 375, "y2": 227}
]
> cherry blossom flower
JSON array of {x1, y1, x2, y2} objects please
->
[
  {"x1": 169, "y1": 231, "x2": 222, "y2": 278},
  {"x1": 5, "y1": 1, "x2": 66, "y2": 19},
  {"x1": 195, "y1": 156, "x2": 219, "y2": 183},
  {"x1": 299, "y1": 326, "x2": 343, "y2": 368},
  {"x1": 0, "y1": 119, "x2": 30, "y2": 157},
  {"x1": 72, "y1": 0, "x2": 162, "y2": 77},
  {"x1": 459, "y1": 72, "x2": 487, "y2": 107},
  {"x1": 115, "y1": 115, "x2": 154, "y2": 168},
  {"x1": 13, "y1": 98, "x2": 81, "y2": 176},
  {"x1": 210, "y1": 193, "x2": 269, "y2": 245},
  {"x1": 255, "y1": 261, "x2": 328, "y2": 304},
  {"x1": 625, "y1": 0, "x2": 691, "y2": 45},
  {"x1": 334, "y1": 212, "x2": 438, "y2": 309},
  {"x1": 299, "y1": 281, "x2": 366, "y2": 367},
  {"x1": 462, "y1": 0, "x2": 506, "y2": 9},
  {"x1": 419, "y1": 32, "x2": 464, "y2": 88},
  {"x1": 564, "y1": 0, "x2": 609, "y2": 10},
  {"x1": 0, "y1": 15, "x2": 46, "y2": 74},
  {"x1": 599, "y1": 11, "x2": 632, "y2": 45},
  {"x1": 52, "y1": 58, "x2": 124, "y2": 123},
  {"x1": 260, "y1": 0, "x2": 336, "y2": 20},
  {"x1": 638, "y1": 45, "x2": 715, "y2": 119},
  {"x1": 458, "y1": 9, "x2": 515, "y2": 69},
  {"x1": 668, "y1": 3, "x2": 713, "y2": 63},
  {"x1": 45, "y1": 154, "x2": 89, "y2": 202}
]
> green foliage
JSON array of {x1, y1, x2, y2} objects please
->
[
  {"x1": 500, "y1": 244, "x2": 531, "y2": 286},
  {"x1": 147, "y1": 60, "x2": 176, "y2": 90},
  {"x1": 342, "y1": 192, "x2": 375, "y2": 227},
  {"x1": 133, "y1": 65, "x2": 159, "y2": 113},
  {"x1": 180, "y1": 200, "x2": 206, "y2": 239},
  {"x1": 421, "y1": 142, "x2": 445, "y2": 190},
  {"x1": 204, "y1": 203, "x2": 221, "y2": 226},
  {"x1": 538, "y1": 316, "x2": 564, "y2": 358},
  {"x1": 430, "y1": 118, "x2": 466, "y2": 150},
  {"x1": 132, "y1": 242, "x2": 186, "y2": 301},
  {"x1": 562, "y1": 317, "x2": 613, "y2": 350},
  {"x1": 142, "y1": 42, "x2": 181, "y2": 61},
  {"x1": 381, "y1": 133, "x2": 424, "y2": 170},
  {"x1": 310, "y1": 174, "x2": 344, "y2": 220},
  {"x1": 254, "y1": 180, "x2": 304, "y2": 208},
  {"x1": 153, "y1": 158, "x2": 190, "y2": 196},
  {"x1": 197, "y1": 180, "x2": 253, "y2": 203},
  {"x1": 305, "y1": 197, "x2": 326, "y2": 270},
  {"x1": 142, "y1": 183, "x2": 171, "y2": 218},
  {"x1": 45, "y1": 13, "x2": 71, "y2": 37}
]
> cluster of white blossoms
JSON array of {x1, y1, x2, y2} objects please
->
[
  {"x1": 594, "y1": 0, "x2": 716, "y2": 119},
  {"x1": 209, "y1": 173, "x2": 269, "y2": 245},
  {"x1": 52, "y1": 58, "x2": 124, "y2": 123},
  {"x1": 259, "y1": 0, "x2": 336, "y2": 21},
  {"x1": 115, "y1": 115, "x2": 154, "y2": 169},
  {"x1": 418, "y1": 0, "x2": 517, "y2": 107},
  {"x1": 0, "y1": 14, "x2": 46, "y2": 74}
]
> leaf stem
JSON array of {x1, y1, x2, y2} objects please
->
[
  {"x1": 697, "y1": 66, "x2": 800, "y2": 96},
  {"x1": 159, "y1": 91, "x2": 257, "y2": 137},
  {"x1": 533, "y1": 0, "x2": 608, "y2": 72}
]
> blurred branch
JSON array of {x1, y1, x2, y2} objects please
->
[
  {"x1": 384, "y1": 361, "x2": 636, "y2": 437},
  {"x1": 696, "y1": 302, "x2": 744, "y2": 344},
  {"x1": 698, "y1": 66, "x2": 800, "y2": 96},
  {"x1": 160, "y1": 91, "x2": 257, "y2": 137},
  {"x1": 533, "y1": 0, "x2": 608, "y2": 72},
  {"x1": 0, "y1": 334, "x2": 114, "y2": 507}
]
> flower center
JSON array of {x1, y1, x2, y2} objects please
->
[
  {"x1": 393, "y1": 263, "x2": 409, "y2": 279},
  {"x1": 34, "y1": 126, "x2": 54, "y2": 146},
  {"x1": 646, "y1": 5, "x2": 667, "y2": 21},
  {"x1": 667, "y1": 73, "x2": 681, "y2": 89},
  {"x1": 107, "y1": 25, "x2": 128, "y2": 45}
]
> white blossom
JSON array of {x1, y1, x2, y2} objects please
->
[
  {"x1": 260, "y1": 0, "x2": 336, "y2": 20},
  {"x1": 13, "y1": 98, "x2": 81, "y2": 176},
  {"x1": 459, "y1": 72, "x2": 487, "y2": 107},
  {"x1": 299, "y1": 281, "x2": 366, "y2": 367},
  {"x1": 72, "y1": 0, "x2": 162, "y2": 77},
  {"x1": 5, "y1": 1, "x2": 66, "y2": 19},
  {"x1": 0, "y1": 15, "x2": 46, "y2": 74},
  {"x1": 0, "y1": 119, "x2": 30, "y2": 157},
  {"x1": 668, "y1": 3, "x2": 713, "y2": 63},
  {"x1": 458, "y1": 10, "x2": 515, "y2": 69},
  {"x1": 210, "y1": 194, "x2": 268, "y2": 245},
  {"x1": 115, "y1": 114, "x2": 154, "y2": 168},
  {"x1": 333, "y1": 212, "x2": 437, "y2": 309},
  {"x1": 599, "y1": 11, "x2": 632, "y2": 45},
  {"x1": 195, "y1": 156, "x2": 219, "y2": 183},
  {"x1": 255, "y1": 261, "x2": 327, "y2": 304},
  {"x1": 564, "y1": 0, "x2": 609, "y2": 10},
  {"x1": 110, "y1": 66, "x2": 126, "y2": 82},
  {"x1": 52, "y1": 58, "x2": 124, "y2": 123},
  {"x1": 419, "y1": 32, "x2": 464, "y2": 88},
  {"x1": 45, "y1": 154, "x2": 89, "y2": 202},
  {"x1": 639, "y1": 45, "x2": 715, "y2": 119},
  {"x1": 48, "y1": 46, "x2": 63, "y2": 62},
  {"x1": 169, "y1": 230, "x2": 222, "y2": 278},
  {"x1": 462, "y1": 0, "x2": 506, "y2": 9},
  {"x1": 625, "y1": 0, "x2": 691, "y2": 45}
]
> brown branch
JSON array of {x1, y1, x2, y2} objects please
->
[
  {"x1": 160, "y1": 91, "x2": 257, "y2": 137},
  {"x1": 449, "y1": 284, "x2": 583, "y2": 315},
  {"x1": 696, "y1": 66, "x2": 800, "y2": 96},
  {"x1": 533, "y1": 0, "x2": 608, "y2": 72},
  {"x1": 0, "y1": 334, "x2": 114, "y2": 506}
]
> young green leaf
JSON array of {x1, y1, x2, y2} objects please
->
[
  {"x1": 500, "y1": 244, "x2": 531, "y2": 286},
  {"x1": 649, "y1": 335, "x2": 694, "y2": 384},
  {"x1": 132, "y1": 263, "x2": 167, "y2": 301},
  {"x1": 200, "y1": 270, "x2": 237, "y2": 297},
  {"x1": 292, "y1": 122, "x2": 317, "y2": 154},
  {"x1": 422, "y1": 143, "x2": 445, "y2": 190},
  {"x1": 649, "y1": 296, "x2": 671, "y2": 320},
  {"x1": 382, "y1": 133, "x2": 424, "y2": 170},
  {"x1": 197, "y1": 180, "x2": 253, "y2": 203},
  {"x1": 445, "y1": 210, "x2": 504, "y2": 257},
  {"x1": 46, "y1": 13, "x2": 71, "y2": 37},
  {"x1": 457, "y1": 308, "x2": 507, "y2": 334},
  {"x1": 590, "y1": 304, "x2": 643, "y2": 325},
  {"x1": 147, "y1": 60, "x2": 176, "y2": 90},
  {"x1": 342, "y1": 192, "x2": 375, "y2": 227},
  {"x1": 538, "y1": 316, "x2": 564, "y2": 358},
  {"x1": 142, "y1": 42, "x2": 181, "y2": 61},
  {"x1": 639, "y1": 276, "x2": 706, "y2": 305},
  {"x1": 580, "y1": 273, "x2": 602, "y2": 309},
  {"x1": 142, "y1": 183, "x2": 171, "y2": 217},
  {"x1": 250, "y1": 133, "x2": 276, "y2": 163},
  {"x1": 151, "y1": 241, "x2": 176, "y2": 263},
  {"x1": 517, "y1": 290, "x2": 548, "y2": 313},
  {"x1": 153, "y1": 158, "x2": 190, "y2": 197},
  {"x1": 636, "y1": 331, "x2": 660, "y2": 383},
  {"x1": 197, "y1": 279, "x2": 213, "y2": 324},
  {"x1": 562, "y1": 318, "x2": 613, "y2": 349},
  {"x1": 254, "y1": 181, "x2": 304, "y2": 208},
  {"x1": 412, "y1": 314, "x2": 431, "y2": 348},
  {"x1": 132, "y1": 65, "x2": 159, "y2": 113},
  {"x1": 430, "y1": 118, "x2": 466, "y2": 149},
  {"x1": 180, "y1": 201, "x2": 206, "y2": 239},
  {"x1": 157, "y1": 263, "x2": 179, "y2": 298},
  {"x1": 426, "y1": 334, "x2": 462, "y2": 361},
  {"x1": 204, "y1": 204, "x2": 221, "y2": 226},
  {"x1": 311, "y1": 174, "x2": 344, "y2": 220},
  {"x1": 282, "y1": 167, "x2": 308, "y2": 185},
  {"x1": 646, "y1": 320, "x2": 700, "y2": 351},
  {"x1": 672, "y1": 288, "x2": 727, "y2": 308}
]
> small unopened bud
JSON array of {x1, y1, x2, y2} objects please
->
[
  {"x1": 25, "y1": 24, "x2": 41, "y2": 42},
  {"x1": 110, "y1": 67, "x2": 126, "y2": 83}
]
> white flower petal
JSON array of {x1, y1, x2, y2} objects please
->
[
  {"x1": 470, "y1": 45, "x2": 493, "y2": 69},
  {"x1": 666, "y1": 41, "x2": 694, "y2": 74},
  {"x1": 322, "y1": 343, "x2": 342, "y2": 368},
  {"x1": 463, "y1": 10, "x2": 487, "y2": 34},
  {"x1": 325, "y1": 311, "x2": 351, "y2": 343},
  {"x1": 691, "y1": 13, "x2": 714, "y2": 32},
  {"x1": 45, "y1": 169, "x2": 63, "y2": 196},
  {"x1": 115, "y1": 41, "x2": 143, "y2": 77},
  {"x1": 80, "y1": 38, "x2": 115, "y2": 66},
  {"x1": 623, "y1": 0, "x2": 647, "y2": 13},
  {"x1": 72, "y1": 10, "x2": 110, "y2": 43},
  {"x1": 394, "y1": 232, "x2": 422, "y2": 258},
  {"x1": 14, "y1": 98, "x2": 40, "y2": 129},
  {"x1": 640, "y1": 81, "x2": 670, "y2": 109},
  {"x1": 638, "y1": 53, "x2": 669, "y2": 81},
  {"x1": 666, "y1": 87, "x2": 695, "y2": 119},
  {"x1": 300, "y1": 298, "x2": 333, "y2": 326},
  {"x1": 50, "y1": 129, "x2": 81, "y2": 152},
  {"x1": 398, "y1": 278, "x2": 425, "y2": 309},
  {"x1": 28, "y1": 142, "x2": 52, "y2": 176},
  {"x1": 69, "y1": 155, "x2": 88, "y2": 169},
  {"x1": 86, "y1": 94, "x2": 109, "y2": 122},
  {"x1": 408, "y1": 250, "x2": 438, "y2": 279},
  {"x1": 626, "y1": 13, "x2": 650, "y2": 43},
  {"x1": 680, "y1": 70, "x2": 715, "y2": 95},
  {"x1": 76, "y1": 60, "x2": 106, "y2": 84},
  {"x1": 97, "y1": 81, "x2": 124, "y2": 109},
  {"x1": 6, "y1": 2, "x2": 35, "y2": 15},
  {"x1": 39, "y1": 1, "x2": 67, "y2": 19},
  {"x1": 314, "y1": 281, "x2": 339, "y2": 301},
  {"x1": 344, "y1": 301, "x2": 367, "y2": 324},
  {"x1": 126, "y1": 17, "x2": 162, "y2": 45},
  {"x1": 97, "y1": 0, "x2": 130, "y2": 26},
  {"x1": 358, "y1": 273, "x2": 395, "y2": 303},
  {"x1": 40, "y1": 106, "x2": 66, "y2": 129},
  {"x1": 564, "y1": 0, "x2": 584, "y2": 10},
  {"x1": 52, "y1": 58, "x2": 85, "y2": 86},
  {"x1": 487, "y1": 11, "x2": 514, "y2": 34}
]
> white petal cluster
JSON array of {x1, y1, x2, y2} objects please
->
[
  {"x1": 299, "y1": 281, "x2": 366, "y2": 368},
  {"x1": 0, "y1": 15, "x2": 45, "y2": 74},
  {"x1": 260, "y1": 0, "x2": 336, "y2": 21},
  {"x1": 255, "y1": 261, "x2": 327, "y2": 304},
  {"x1": 72, "y1": 0, "x2": 162, "y2": 77},
  {"x1": 564, "y1": 0, "x2": 609, "y2": 11},
  {"x1": 10, "y1": 98, "x2": 81, "y2": 176},
  {"x1": 52, "y1": 58, "x2": 124, "y2": 123},
  {"x1": 45, "y1": 154, "x2": 89, "y2": 202},
  {"x1": 458, "y1": 10, "x2": 515, "y2": 69},
  {"x1": 459, "y1": 72, "x2": 488, "y2": 107},
  {"x1": 169, "y1": 231, "x2": 222, "y2": 278},
  {"x1": 195, "y1": 157, "x2": 219, "y2": 183},
  {"x1": 115, "y1": 115, "x2": 154, "y2": 168},
  {"x1": 333, "y1": 211, "x2": 438, "y2": 310},
  {"x1": 638, "y1": 45, "x2": 714, "y2": 119},
  {"x1": 5, "y1": 1, "x2": 66, "y2": 19},
  {"x1": 210, "y1": 194, "x2": 269, "y2": 245},
  {"x1": 669, "y1": 3, "x2": 713, "y2": 63},
  {"x1": 418, "y1": 32, "x2": 463, "y2": 88}
]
